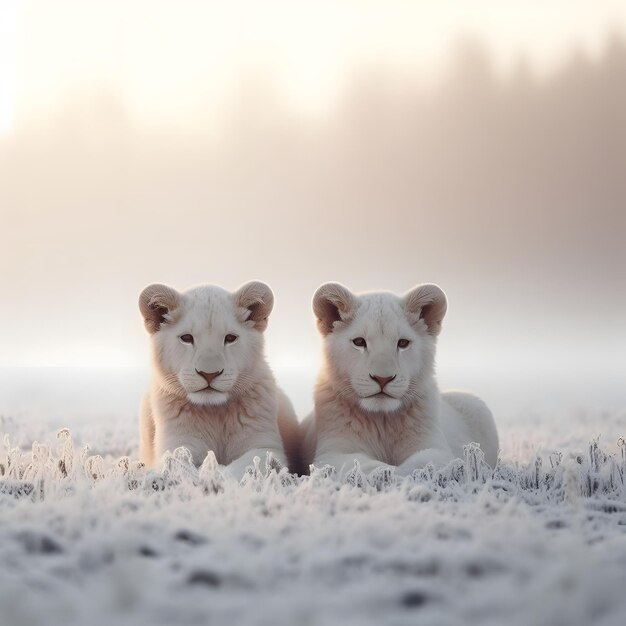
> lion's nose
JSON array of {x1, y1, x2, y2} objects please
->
[
  {"x1": 370, "y1": 374, "x2": 396, "y2": 390},
  {"x1": 196, "y1": 369, "x2": 224, "y2": 385}
]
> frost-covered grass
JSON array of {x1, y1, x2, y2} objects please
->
[{"x1": 1, "y1": 416, "x2": 626, "y2": 626}]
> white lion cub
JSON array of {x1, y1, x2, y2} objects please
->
[
  {"x1": 138, "y1": 281, "x2": 300, "y2": 477},
  {"x1": 302, "y1": 283, "x2": 498, "y2": 476}
]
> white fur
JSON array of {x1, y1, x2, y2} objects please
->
[
  {"x1": 303, "y1": 283, "x2": 499, "y2": 476},
  {"x1": 138, "y1": 281, "x2": 300, "y2": 478}
]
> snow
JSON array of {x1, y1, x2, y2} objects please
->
[{"x1": 1, "y1": 375, "x2": 626, "y2": 626}]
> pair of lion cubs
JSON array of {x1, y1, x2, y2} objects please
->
[{"x1": 138, "y1": 281, "x2": 498, "y2": 478}]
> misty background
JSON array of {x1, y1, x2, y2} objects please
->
[{"x1": 1, "y1": 2, "x2": 625, "y2": 439}]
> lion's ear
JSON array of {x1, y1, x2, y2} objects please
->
[
  {"x1": 404, "y1": 284, "x2": 447, "y2": 336},
  {"x1": 313, "y1": 282, "x2": 357, "y2": 335},
  {"x1": 234, "y1": 281, "x2": 274, "y2": 331},
  {"x1": 139, "y1": 284, "x2": 181, "y2": 334}
]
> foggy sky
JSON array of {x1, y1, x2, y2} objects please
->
[{"x1": 1, "y1": 33, "x2": 625, "y2": 410}]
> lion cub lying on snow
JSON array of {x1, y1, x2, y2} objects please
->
[
  {"x1": 302, "y1": 283, "x2": 498, "y2": 475},
  {"x1": 138, "y1": 281, "x2": 300, "y2": 477}
]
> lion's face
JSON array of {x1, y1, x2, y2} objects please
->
[
  {"x1": 313, "y1": 283, "x2": 447, "y2": 414},
  {"x1": 139, "y1": 281, "x2": 273, "y2": 406}
]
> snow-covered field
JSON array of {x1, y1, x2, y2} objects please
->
[{"x1": 1, "y1": 370, "x2": 625, "y2": 626}]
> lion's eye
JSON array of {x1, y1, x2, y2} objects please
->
[
  {"x1": 352, "y1": 337, "x2": 367, "y2": 348},
  {"x1": 179, "y1": 334, "x2": 194, "y2": 345},
  {"x1": 224, "y1": 334, "x2": 238, "y2": 344},
  {"x1": 397, "y1": 339, "x2": 410, "y2": 349}
]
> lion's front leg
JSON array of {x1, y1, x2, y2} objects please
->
[
  {"x1": 396, "y1": 447, "x2": 455, "y2": 476},
  {"x1": 312, "y1": 451, "x2": 394, "y2": 477},
  {"x1": 226, "y1": 448, "x2": 287, "y2": 480}
]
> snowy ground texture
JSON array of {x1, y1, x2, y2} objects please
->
[{"x1": 1, "y1": 412, "x2": 626, "y2": 626}]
